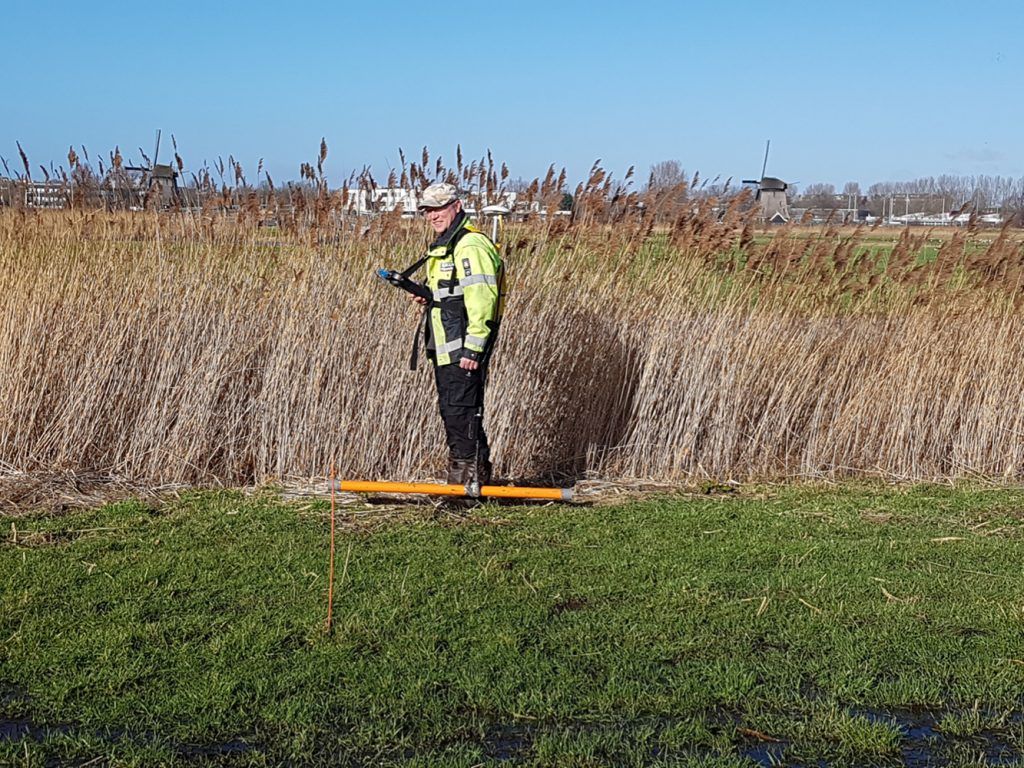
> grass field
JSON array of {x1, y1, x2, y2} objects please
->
[{"x1": 2, "y1": 484, "x2": 1023, "y2": 766}]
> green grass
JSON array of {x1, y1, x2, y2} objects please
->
[{"x1": 2, "y1": 485, "x2": 1024, "y2": 766}]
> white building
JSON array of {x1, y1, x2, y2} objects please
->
[
  {"x1": 888, "y1": 211, "x2": 1004, "y2": 226},
  {"x1": 341, "y1": 187, "x2": 523, "y2": 217}
]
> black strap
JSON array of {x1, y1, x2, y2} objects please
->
[
  {"x1": 399, "y1": 252, "x2": 433, "y2": 371},
  {"x1": 399, "y1": 252, "x2": 430, "y2": 280},
  {"x1": 409, "y1": 310, "x2": 427, "y2": 370}
]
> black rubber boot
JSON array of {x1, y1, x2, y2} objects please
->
[
  {"x1": 445, "y1": 458, "x2": 466, "y2": 485},
  {"x1": 477, "y1": 460, "x2": 493, "y2": 486},
  {"x1": 447, "y1": 458, "x2": 490, "y2": 488}
]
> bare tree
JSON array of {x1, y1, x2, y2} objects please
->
[
  {"x1": 802, "y1": 183, "x2": 837, "y2": 209},
  {"x1": 647, "y1": 160, "x2": 686, "y2": 191}
]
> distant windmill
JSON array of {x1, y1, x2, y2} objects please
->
[
  {"x1": 742, "y1": 140, "x2": 790, "y2": 224},
  {"x1": 125, "y1": 130, "x2": 179, "y2": 206}
]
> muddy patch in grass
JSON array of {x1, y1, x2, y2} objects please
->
[
  {"x1": 854, "y1": 706, "x2": 1023, "y2": 767},
  {"x1": 0, "y1": 712, "x2": 262, "y2": 763}
]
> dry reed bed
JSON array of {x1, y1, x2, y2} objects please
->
[{"x1": 1, "y1": 210, "x2": 1022, "y2": 486}]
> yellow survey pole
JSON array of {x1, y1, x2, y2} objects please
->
[{"x1": 335, "y1": 479, "x2": 573, "y2": 502}]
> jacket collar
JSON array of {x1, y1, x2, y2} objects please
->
[{"x1": 429, "y1": 210, "x2": 468, "y2": 251}]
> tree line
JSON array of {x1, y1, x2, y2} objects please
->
[{"x1": 648, "y1": 160, "x2": 1024, "y2": 216}]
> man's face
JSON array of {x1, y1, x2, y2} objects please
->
[{"x1": 423, "y1": 200, "x2": 461, "y2": 234}]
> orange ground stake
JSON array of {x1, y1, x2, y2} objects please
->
[
  {"x1": 335, "y1": 479, "x2": 573, "y2": 502},
  {"x1": 325, "y1": 463, "x2": 336, "y2": 632}
]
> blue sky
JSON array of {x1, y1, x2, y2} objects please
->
[{"x1": 4, "y1": 0, "x2": 1021, "y2": 190}]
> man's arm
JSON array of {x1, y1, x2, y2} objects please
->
[{"x1": 456, "y1": 235, "x2": 500, "y2": 370}]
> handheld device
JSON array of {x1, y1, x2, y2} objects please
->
[{"x1": 376, "y1": 268, "x2": 432, "y2": 303}]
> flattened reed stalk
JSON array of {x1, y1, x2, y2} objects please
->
[{"x1": 1, "y1": 203, "x2": 1024, "y2": 486}]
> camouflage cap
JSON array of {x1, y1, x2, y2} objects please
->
[{"x1": 417, "y1": 182, "x2": 460, "y2": 210}]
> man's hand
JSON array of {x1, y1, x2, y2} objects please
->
[{"x1": 459, "y1": 356, "x2": 479, "y2": 371}]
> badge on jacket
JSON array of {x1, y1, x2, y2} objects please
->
[
  {"x1": 462, "y1": 258, "x2": 472, "y2": 276},
  {"x1": 440, "y1": 262, "x2": 454, "y2": 273}
]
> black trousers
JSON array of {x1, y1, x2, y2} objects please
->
[{"x1": 433, "y1": 362, "x2": 490, "y2": 462}]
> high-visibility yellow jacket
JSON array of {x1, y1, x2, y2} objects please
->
[{"x1": 424, "y1": 213, "x2": 503, "y2": 367}]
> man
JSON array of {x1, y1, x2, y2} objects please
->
[{"x1": 413, "y1": 182, "x2": 503, "y2": 487}]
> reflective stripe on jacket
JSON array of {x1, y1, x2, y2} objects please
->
[{"x1": 425, "y1": 213, "x2": 502, "y2": 367}]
